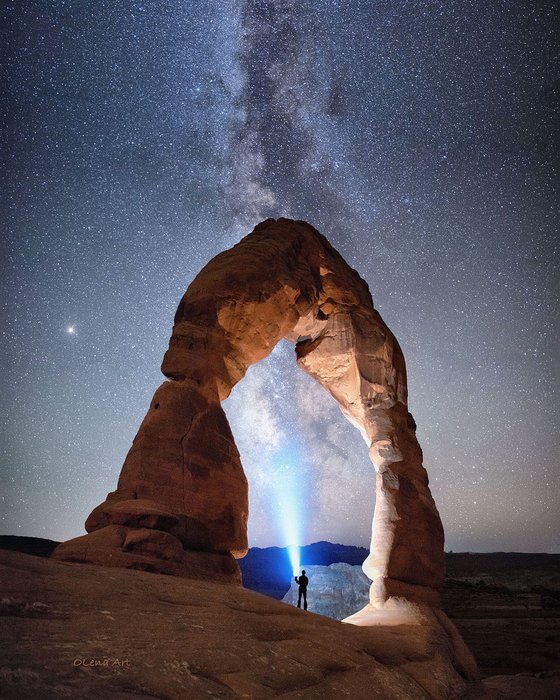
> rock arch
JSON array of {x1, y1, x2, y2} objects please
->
[{"x1": 53, "y1": 219, "x2": 444, "y2": 608}]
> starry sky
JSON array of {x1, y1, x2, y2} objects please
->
[{"x1": 2, "y1": 1, "x2": 559, "y2": 554}]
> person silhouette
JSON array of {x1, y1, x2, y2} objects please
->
[{"x1": 294, "y1": 569, "x2": 309, "y2": 610}]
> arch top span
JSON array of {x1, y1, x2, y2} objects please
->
[{"x1": 53, "y1": 218, "x2": 444, "y2": 607}]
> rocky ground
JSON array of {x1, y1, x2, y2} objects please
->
[
  {"x1": 239, "y1": 542, "x2": 560, "y2": 681},
  {"x1": 280, "y1": 561, "x2": 560, "y2": 682},
  {"x1": 1, "y1": 539, "x2": 559, "y2": 698},
  {"x1": 1, "y1": 549, "x2": 479, "y2": 700},
  {"x1": 442, "y1": 579, "x2": 560, "y2": 677}
]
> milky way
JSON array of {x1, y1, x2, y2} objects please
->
[{"x1": 2, "y1": 1, "x2": 558, "y2": 552}]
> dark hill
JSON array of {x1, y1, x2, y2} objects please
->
[
  {"x1": 0, "y1": 535, "x2": 60, "y2": 558},
  {"x1": 1, "y1": 535, "x2": 559, "y2": 598}
]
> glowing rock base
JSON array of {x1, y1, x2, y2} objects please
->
[{"x1": 343, "y1": 598, "x2": 428, "y2": 627}]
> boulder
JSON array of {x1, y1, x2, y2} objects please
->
[{"x1": 282, "y1": 563, "x2": 370, "y2": 619}]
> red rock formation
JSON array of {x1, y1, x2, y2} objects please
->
[
  {"x1": 53, "y1": 218, "x2": 444, "y2": 607},
  {"x1": 1, "y1": 549, "x2": 493, "y2": 699}
]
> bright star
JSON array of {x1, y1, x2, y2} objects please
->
[{"x1": 67, "y1": 325, "x2": 76, "y2": 335}]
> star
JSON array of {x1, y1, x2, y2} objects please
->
[{"x1": 1, "y1": 1, "x2": 557, "y2": 553}]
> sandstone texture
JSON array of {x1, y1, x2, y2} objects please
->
[
  {"x1": 53, "y1": 218, "x2": 444, "y2": 611},
  {"x1": 1, "y1": 550, "x2": 481, "y2": 700},
  {"x1": 3, "y1": 546, "x2": 560, "y2": 699}
]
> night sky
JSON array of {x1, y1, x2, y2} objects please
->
[{"x1": 2, "y1": 1, "x2": 559, "y2": 553}]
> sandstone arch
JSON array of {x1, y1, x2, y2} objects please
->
[{"x1": 53, "y1": 218, "x2": 444, "y2": 608}]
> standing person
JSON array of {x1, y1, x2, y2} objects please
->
[{"x1": 295, "y1": 569, "x2": 309, "y2": 610}]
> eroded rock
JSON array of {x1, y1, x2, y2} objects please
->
[
  {"x1": 1, "y1": 550, "x2": 482, "y2": 700},
  {"x1": 53, "y1": 218, "x2": 444, "y2": 608}
]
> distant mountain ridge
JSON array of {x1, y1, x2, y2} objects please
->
[
  {"x1": 239, "y1": 541, "x2": 369, "y2": 598},
  {"x1": 0, "y1": 535, "x2": 60, "y2": 558},
  {"x1": 0, "y1": 536, "x2": 369, "y2": 600},
  {"x1": 240, "y1": 546, "x2": 560, "y2": 598},
  {"x1": 1, "y1": 535, "x2": 558, "y2": 600}
]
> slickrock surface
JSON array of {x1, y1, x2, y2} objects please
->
[
  {"x1": 3, "y1": 551, "x2": 560, "y2": 699},
  {"x1": 4, "y1": 538, "x2": 559, "y2": 693},
  {"x1": 53, "y1": 218, "x2": 444, "y2": 609},
  {"x1": 1, "y1": 550, "x2": 478, "y2": 700}
]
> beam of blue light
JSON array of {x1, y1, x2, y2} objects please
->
[
  {"x1": 269, "y1": 446, "x2": 304, "y2": 579},
  {"x1": 287, "y1": 544, "x2": 300, "y2": 577}
]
